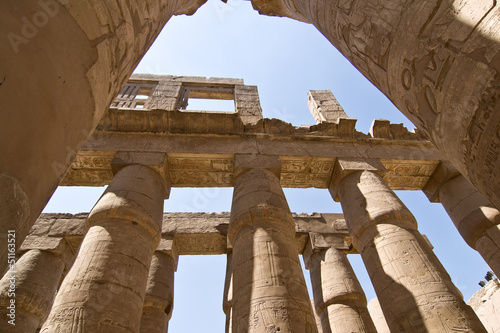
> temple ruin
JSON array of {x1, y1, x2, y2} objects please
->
[
  {"x1": 2, "y1": 0, "x2": 500, "y2": 332},
  {"x1": 1, "y1": 74, "x2": 499, "y2": 331}
]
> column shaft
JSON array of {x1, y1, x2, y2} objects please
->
[
  {"x1": 439, "y1": 175, "x2": 500, "y2": 276},
  {"x1": 229, "y1": 168, "x2": 317, "y2": 333},
  {"x1": 223, "y1": 253, "x2": 233, "y2": 333},
  {"x1": 140, "y1": 250, "x2": 175, "y2": 333},
  {"x1": 41, "y1": 164, "x2": 166, "y2": 332},
  {"x1": 0, "y1": 249, "x2": 66, "y2": 332},
  {"x1": 337, "y1": 170, "x2": 486, "y2": 332},
  {"x1": 308, "y1": 247, "x2": 377, "y2": 333}
]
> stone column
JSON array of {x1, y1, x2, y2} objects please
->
[
  {"x1": 251, "y1": 0, "x2": 500, "y2": 211},
  {"x1": 367, "y1": 298, "x2": 391, "y2": 333},
  {"x1": 303, "y1": 233, "x2": 377, "y2": 333},
  {"x1": 424, "y1": 164, "x2": 500, "y2": 277},
  {"x1": 0, "y1": 237, "x2": 72, "y2": 333},
  {"x1": 330, "y1": 158, "x2": 487, "y2": 332},
  {"x1": 223, "y1": 252, "x2": 233, "y2": 333},
  {"x1": 140, "y1": 237, "x2": 178, "y2": 333},
  {"x1": 0, "y1": 0, "x2": 206, "y2": 277},
  {"x1": 228, "y1": 154, "x2": 318, "y2": 333},
  {"x1": 41, "y1": 160, "x2": 167, "y2": 332}
]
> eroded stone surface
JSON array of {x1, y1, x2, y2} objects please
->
[
  {"x1": 41, "y1": 165, "x2": 166, "y2": 332},
  {"x1": 229, "y1": 160, "x2": 318, "y2": 332},
  {"x1": 140, "y1": 246, "x2": 176, "y2": 333},
  {"x1": 251, "y1": 0, "x2": 500, "y2": 211},
  {"x1": 468, "y1": 279, "x2": 500, "y2": 333},
  {"x1": 0, "y1": 245, "x2": 71, "y2": 333},
  {"x1": 0, "y1": 0, "x2": 207, "y2": 280},
  {"x1": 334, "y1": 166, "x2": 487, "y2": 332},
  {"x1": 304, "y1": 244, "x2": 377, "y2": 333},
  {"x1": 438, "y1": 173, "x2": 500, "y2": 277}
]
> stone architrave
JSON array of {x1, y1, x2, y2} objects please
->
[
  {"x1": 303, "y1": 236, "x2": 377, "y2": 333},
  {"x1": 0, "y1": 238, "x2": 72, "y2": 333},
  {"x1": 0, "y1": 0, "x2": 206, "y2": 277},
  {"x1": 434, "y1": 173, "x2": 500, "y2": 277},
  {"x1": 140, "y1": 237, "x2": 178, "y2": 333},
  {"x1": 330, "y1": 158, "x2": 487, "y2": 332},
  {"x1": 41, "y1": 164, "x2": 166, "y2": 332},
  {"x1": 251, "y1": 0, "x2": 500, "y2": 211},
  {"x1": 228, "y1": 154, "x2": 318, "y2": 332}
]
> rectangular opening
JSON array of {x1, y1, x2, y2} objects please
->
[
  {"x1": 185, "y1": 98, "x2": 235, "y2": 112},
  {"x1": 137, "y1": 86, "x2": 153, "y2": 96}
]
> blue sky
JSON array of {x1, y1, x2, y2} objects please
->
[{"x1": 43, "y1": 1, "x2": 490, "y2": 331}]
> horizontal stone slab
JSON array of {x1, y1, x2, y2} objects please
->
[{"x1": 26, "y1": 213, "x2": 354, "y2": 256}]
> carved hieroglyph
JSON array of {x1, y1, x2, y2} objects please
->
[
  {"x1": 0, "y1": 239, "x2": 72, "y2": 333},
  {"x1": 438, "y1": 174, "x2": 500, "y2": 277},
  {"x1": 304, "y1": 245, "x2": 377, "y2": 333},
  {"x1": 0, "y1": 0, "x2": 207, "y2": 278},
  {"x1": 335, "y1": 169, "x2": 487, "y2": 332},
  {"x1": 228, "y1": 163, "x2": 318, "y2": 332},
  {"x1": 251, "y1": 0, "x2": 500, "y2": 211},
  {"x1": 41, "y1": 165, "x2": 166, "y2": 332}
]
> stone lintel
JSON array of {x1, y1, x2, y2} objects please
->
[
  {"x1": 27, "y1": 213, "x2": 354, "y2": 256},
  {"x1": 422, "y1": 162, "x2": 461, "y2": 202},
  {"x1": 111, "y1": 151, "x2": 171, "y2": 198},
  {"x1": 49, "y1": 216, "x2": 87, "y2": 237},
  {"x1": 169, "y1": 75, "x2": 244, "y2": 85},
  {"x1": 234, "y1": 154, "x2": 281, "y2": 178},
  {"x1": 329, "y1": 158, "x2": 386, "y2": 201},
  {"x1": 62, "y1": 147, "x2": 441, "y2": 190}
]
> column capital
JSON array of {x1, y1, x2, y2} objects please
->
[
  {"x1": 87, "y1": 164, "x2": 166, "y2": 246},
  {"x1": 303, "y1": 232, "x2": 350, "y2": 269},
  {"x1": 423, "y1": 162, "x2": 461, "y2": 202},
  {"x1": 112, "y1": 151, "x2": 171, "y2": 198},
  {"x1": 19, "y1": 235, "x2": 73, "y2": 266},
  {"x1": 329, "y1": 158, "x2": 386, "y2": 201},
  {"x1": 157, "y1": 236, "x2": 179, "y2": 271},
  {"x1": 234, "y1": 154, "x2": 281, "y2": 179}
]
